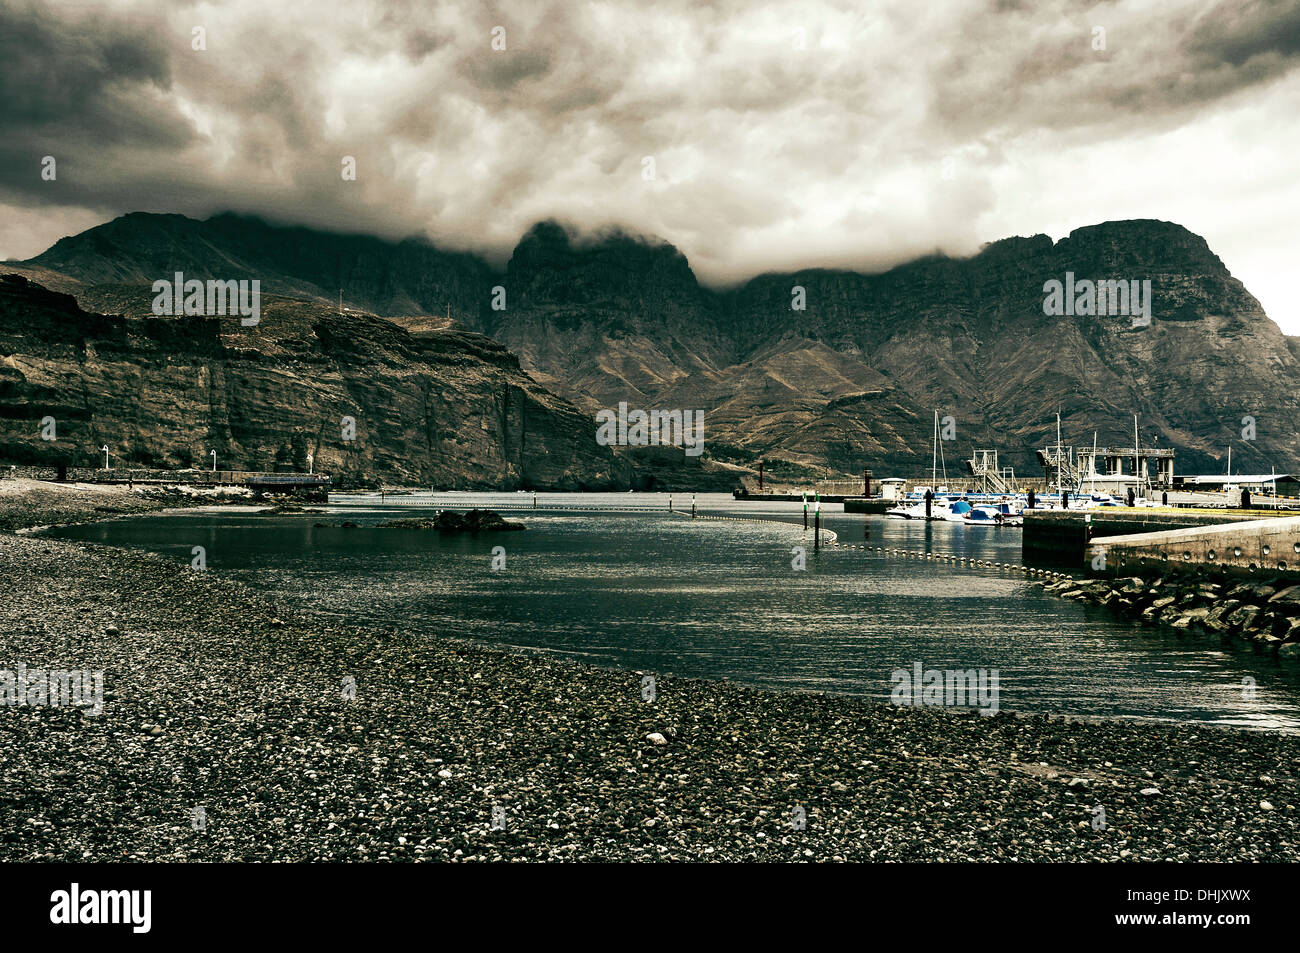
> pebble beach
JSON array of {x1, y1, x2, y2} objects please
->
[{"x1": 1, "y1": 480, "x2": 1298, "y2": 862}]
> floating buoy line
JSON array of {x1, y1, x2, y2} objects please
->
[
  {"x1": 678, "y1": 510, "x2": 840, "y2": 545},
  {"x1": 827, "y1": 541, "x2": 1074, "y2": 581}
]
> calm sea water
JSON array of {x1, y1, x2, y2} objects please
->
[{"x1": 42, "y1": 491, "x2": 1300, "y2": 731}]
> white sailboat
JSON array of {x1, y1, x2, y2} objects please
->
[{"x1": 885, "y1": 412, "x2": 952, "y2": 519}]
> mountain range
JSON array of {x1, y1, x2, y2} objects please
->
[{"x1": 4, "y1": 211, "x2": 1298, "y2": 487}]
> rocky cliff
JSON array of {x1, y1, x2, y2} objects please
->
[{"x1": 0, "y1": 275, "x2": 630, "y2": 489}]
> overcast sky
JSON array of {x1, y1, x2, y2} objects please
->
[{"x1": 2, "y1": 0, "x2": 1299, "y2": 329}]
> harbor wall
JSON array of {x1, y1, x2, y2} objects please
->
[
  {"x1": 1024, "y1": 509, "x2": 1300, "y2": 574},
  {"x1": 1091, "y1": 516, "x2": 1300, "y2": 578},
  {"x1": 842, "y1": 498, "x2": 890, "y2": 514},
  {"x1": 1023, "y1": 511, "x2": 1214, "y2": 565}
]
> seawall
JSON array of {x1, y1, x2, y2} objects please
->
[{"x1": 1024, "y1": 508, "x2": 1300, "y2": 575}]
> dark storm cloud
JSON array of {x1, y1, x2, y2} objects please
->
[
  {"x1": 928, "y1": 0, "x2": 1300, "y2": 142},
  {"x1": 462, "y1": 48, "x2": 554, "y2": 92},
  {"x1": 401, "y1": 29, "x2": 447, "y2": 63},
  {"x1": 0, "y1": 2, "x2": 191, "y2": 160},
  {"x1": 1, "y1": 0, "x2": 1299, "y2": 330},
  {"x1": 1189, "y1": 0, "x2": 1300, "y2": 67}
]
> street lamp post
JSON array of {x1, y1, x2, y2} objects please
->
[
  {"x1": 100, "y1": 445, "x2": 109, "y2": 470},
  {"x1": 307, "y1": 452, "x2": 314, "y2": 475},
  {"x1": 210, "y1": 450, "x2": 217, "y2": 472}
]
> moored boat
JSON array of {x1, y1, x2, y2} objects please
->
[{"x1": 964, "y1": 500, "x2": 1023, "y2": 526}]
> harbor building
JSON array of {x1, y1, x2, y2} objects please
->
[
  {"x1": 1038, "y1": 444, "x2": 1176, "y2": 493},
  {"x1": 1172, "y1": 473, "x2": 1299, "y2": 495}
]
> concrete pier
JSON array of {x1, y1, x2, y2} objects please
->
[
  {"x1": 734, "y1": 490, "x2": 863, "y2": 504},
  {"x1": 1024, "y1": 509, "x2": 1300, "y2": 575},
  {"x1": 1091, "y1": 515, "x2": 1300, "y2": 578}
]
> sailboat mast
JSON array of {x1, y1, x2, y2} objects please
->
[
  {"x1": 932, "y1": 410, "x2": 938, "y2": 487},
  {"x1": 1056, "y1": 413, "x2": 1062, "y2": 500},
  {"x1": 1090, "y1": 431, "x2": 1097, "y2": 495},
  {"x1": 1134, "y1": 414, "x2": 1140, "y2": 498}
]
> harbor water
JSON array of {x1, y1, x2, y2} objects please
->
[{"x1": 40, "y1": 491, "x2": 1300, "y2": 731}]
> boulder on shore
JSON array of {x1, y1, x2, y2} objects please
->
[{"x1": 380, "y1": 509, "x2": 525, "y2": 532}]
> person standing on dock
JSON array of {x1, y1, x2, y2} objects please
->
[
  {"x1": 924, "y1": 488, "x2": 933, "y2": 520},
  {"x1": 1027, "y1": 489, "x2": 1036, "y2": 509},
  {"x1": 1242, "y1": 488, "x2": 1252, "y2": 510}
]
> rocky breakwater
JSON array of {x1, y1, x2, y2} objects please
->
[{"x1": 1040, "y1": 573, "x2": 1300, "y2": 659}]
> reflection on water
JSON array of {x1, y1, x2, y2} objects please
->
[{"x1": 43, "y1": 491, "x2": 1300, "y2": 732}]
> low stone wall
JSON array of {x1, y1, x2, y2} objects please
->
[
  {"x1": 2, "y1": 465, "x2": 72, "y2": 481},
  {"x1": 1041, "y1": 573, "x2": 1300, "y2": 658},
  {"x1": 2, "y1": 464, "x2": 236, "y2": 483},
  {"x1": 1, "y1": 465, "x2": 324, "y2": 486}
]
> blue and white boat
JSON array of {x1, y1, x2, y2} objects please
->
[
  {"x1": 938, "y1": 499, "x2": 974, "y2": 522},
  {"x1": 963, "y1": 500, "x2": 1023, "y2": 526}
]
